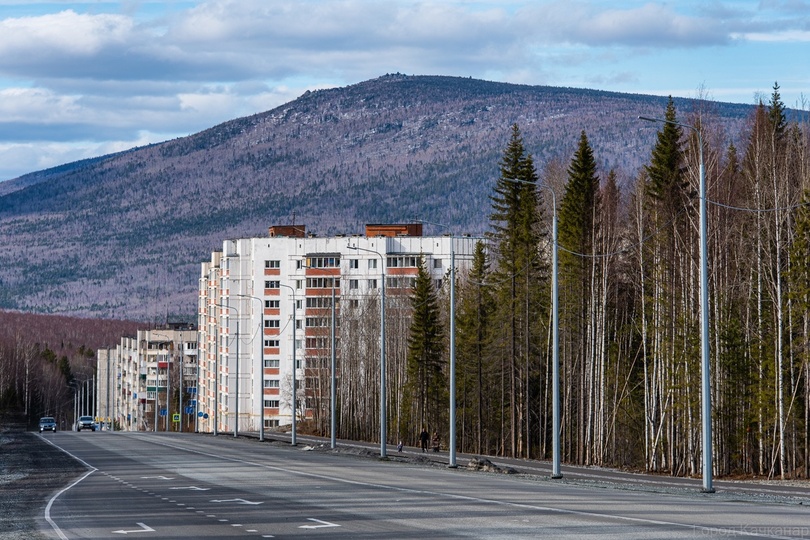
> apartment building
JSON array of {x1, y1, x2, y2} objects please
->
[
  {"x1": 197, "y1": 223, "x2": 479, "y2": 435},
  {"x1": 96, "y1": 325, "x2": 198, "y2": 431}
]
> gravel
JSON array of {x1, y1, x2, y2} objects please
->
[{"x1": 0, "y1": 421, "x2": 86, "y2": 540}]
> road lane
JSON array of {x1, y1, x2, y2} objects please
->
[{"x1": 42, "y1": 431, "x2": 810, "y2": 539}]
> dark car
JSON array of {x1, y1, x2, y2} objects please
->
[
  {"x1": 39, "y1": 416, "x2": 57, "y2": 433},
  {"x1": 77, "y1": 416, "x2": 96, "y2": 431}
]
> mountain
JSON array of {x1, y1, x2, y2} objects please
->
[{"x1": 0, "y1": 74, "x2": 755, "y2": 320}]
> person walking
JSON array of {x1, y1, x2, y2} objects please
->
[{"x1": 419, "y1": 428, "x2": 429, "y2": 453}]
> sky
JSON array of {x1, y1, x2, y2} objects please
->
[{"x1": 0, "y1": 1, "x2": 807, "y2": 182}]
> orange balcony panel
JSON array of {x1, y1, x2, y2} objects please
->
[
  {"x1": 389, "y1": 267, "x2": 417, "y2": 275},
  {"x1": 265, "y1": 388, "x2": 280, "y2": 395},
  {"x1": 265, "y1": 289, "x2": 280, "y2": 296},
  {"x1": 305, "y1": 268, "x2": 339, "y2": 276},
  {"x1": 265, "y1": 368, "x2": 280, "y2": 375},
  {"x1": 264, "y1": 328, "x2": 280, "y2": 336},
  {"x1": 264, "y1": 268, "x2": 281, "y2": 276}
]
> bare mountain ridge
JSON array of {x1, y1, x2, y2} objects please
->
[{"x1": 0, "y1": 74, "x2": 754, "y2": 320}]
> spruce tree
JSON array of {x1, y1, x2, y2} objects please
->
[
  {"x1": 403, "y1": 257, "x2": 446, "y2": 440},
  {"x1": 488, "y1": 124, "x2": 547, "y2": 458},
  {"x1": 456, "y1": 241, "x2": 495, "y2": 454}
]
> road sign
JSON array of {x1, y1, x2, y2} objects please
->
[
  {"x1": 172, "y1": 413, "x2": 180, "y2": 423},
  {"x1": 159, "y1": 409, "x2": 167, "y2": 417},
  {"x1": 197, "y1": 411, "x2": 204, "y2": 417},
  {"x1": 184, "y1": 406, "x2": 193, "y2": 414}
]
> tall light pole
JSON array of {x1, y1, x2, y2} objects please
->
[
  {"x1": 449, "y1": 239, "x2": 457, "y2": 467},
  {"x1": 330, "y1": 287, "x2": 337, "y2": 449},
  {"x1": 639, "y1": 115, "x2": 713, "y2": 493},
  {"x1": 279, "y1": 284, "x2": 298, "y2": 446},
  {"x1": 237, "y1": 294, "x2": 266, "y2": 442},
  {"x1": 504, "y1": 178, "x2": 561, "y2": 479},
  {"x1": 347, "y1": 243, "x2": 387, "y2": 458}
]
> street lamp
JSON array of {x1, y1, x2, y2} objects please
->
[
  {"x1": 278, "y1": 283, "x2": 298, "y2": 446},
  {"x1": 237, "y1": 293, "x2": 266, "y2": 442},
  {"x1": 346, "y1": 243, "x2": 387, "y2": 458},
  {"x1": 639, "y1": 115, "x2": 713, "y2": 493},
  {"x1": 503, "y1": 178, "x2": 561, "y2": 479}
]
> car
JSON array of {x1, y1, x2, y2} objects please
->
[
  {"x1": 39, "y1": 416, "x2": 57, "y2": 433},
  {"x1": 77, "y1": 416, "x2": 96, "y2": 431}
]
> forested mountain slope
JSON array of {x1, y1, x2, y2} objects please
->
[{"x1": 0, "y1": 74, "x2": 753, "y2": 319}]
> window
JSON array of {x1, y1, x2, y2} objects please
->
[
  {"x1": 265, "y1": 280, "x2": 280, "y2": 289},
  {"x1": 265, "y1": 300, "x2": 280, "y2": 308},
  {"x1": 296, "y1": 279, "x2": 303, "y2": 290},
  {"x1": 306, "y1": 277, "x2": 340, "y2": 288},
  {"x1": 306, "y1": 337, "x2": 335, "y2": 349},
  {"x1": 433, "y1": 259, "x2": 442, "y2": 269},
  {"x1": 435, "y1": 279, "x2": 443, "y2": 289},
  {"x1": 296, "y1": 260, "x2": 303, "y2": 270},
  {"x1": 349, "y1": 259, "x2": 359, "y2": 269},
  {"x1": 349, "y1": 299, "x2": 359, "y2": 308},
  {"x1": 295, "y1": 320, "x2": 302, "y2": 329},
  {"x1": 387, "y1": 277, "x2": 416, "y2": 289},
  {"x1": 306, "y1": 297, "x2": 338, "y2": 308},
  {"x1": 265, "y1": 260, "x2": 280, "y2": 268},
  {"x1": 264, "y1": 379, "x2": 280, "y2": 388},
  {"x1": 264, "y1": 339, "x2": 279, "y2": 348},
  {"x1": 264, "y1": 400, "x2": 279, "y2": 408},
  {"x1": 264, "y1": 419, "x2": 280, "y2": 428},
  {"x1": 368, "y1": 279, "x2": 377, "y2": 289},
  {"x1": 264, "y1": 358, "x2": 279, "y2": 368},
  {"x1": 306, "y1": 256, "x2": 340, "y2": 268},
  {"x1": 264, "y1": 319, "x2": 280, "y2": 328},
  {"x1": 349, "y1": 279, "x2": 358, "y2": 290},
  {"x1": 306, "y1": 317, "x2": 329, "y2": 327},
  {"x1": 386, "y1": 256, "x2": 419, "y2": 268},
  {"x1": 368, "y1": 259, "x2": 377, "y2": 269},
  {"x1": 296, "y1": 299, "x2": 302, "y2": 309}
]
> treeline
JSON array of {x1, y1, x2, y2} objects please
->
[
  {"x1": 318, "y1": 84, "x2": 810, "y2": 479},
  {"x1": 0, "y1": 311, "x2": 144, "y2": 427}
]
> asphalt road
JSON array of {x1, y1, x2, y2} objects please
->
[{"x1": 40, "y1": 431, "x2": 810, "y2": 539}]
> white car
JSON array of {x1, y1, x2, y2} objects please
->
[{"x1": 77, "y1": 416, "x2": 96, "y2": 431}]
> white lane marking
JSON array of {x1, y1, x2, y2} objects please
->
[
  {"x1": 210, "y1": 498, "x2": 263, "y2": 505},
  {"x1": 141, "y1": 476, "x2": 174, "y2": 480},
  {"x1": 112, "y1": 522, "x2": 155, "y2": 534},
  {"x1": 300, "y1": 518, "x2": 340, "y2": 529},
  {"x1": 169, "y1": 486, "x2": 210, "y2": 491},
  {"x1": 40, "y1": 437, "x2": 97, "y2": 540},
  {"x1": 145, "y1": 436, "x2": 798, "y2": 540}
]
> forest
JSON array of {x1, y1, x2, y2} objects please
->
[
  {"x1": 311, "y1": 83, "x2": 810, "y2": 480},
  {"x1": 0, "y1": 311, "x2": 144, "y2": 429}
]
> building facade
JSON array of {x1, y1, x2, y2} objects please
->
[
  {"x1": 196, "y1": 223, "x2": 479, "y2": 435},
  {"x1": 96, "y1": 325, "x2": 198, "y2": 431}
]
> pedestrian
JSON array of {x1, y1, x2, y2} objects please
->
[
  {"x1": 419, "y1": 428, "x2": 429, "y2": 453},
  {"x1": 432, "y1": 431, "x2": 440, "y2": 452},
  {"x1": 397, "y1": 440, "x2": 403, "y2": 452}
]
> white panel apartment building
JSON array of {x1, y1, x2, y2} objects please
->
[
  {"x1": 197, "y1": 224, "x2": 479, "y2": 435},
  {"x1": 97, "y1": 326, "x2": 199, "y2": 431}
]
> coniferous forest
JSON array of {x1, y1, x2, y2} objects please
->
[{"x1": 339, "y1": 83, "x2": 810, "y2": 480}]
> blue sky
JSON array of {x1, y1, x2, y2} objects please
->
[{"x1": 0, "y1": 0, "x2": 807, "y2": 181}]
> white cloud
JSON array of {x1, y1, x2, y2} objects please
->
[{"x1": 0, "y1": 10, "x2": 135, "y2": 57}]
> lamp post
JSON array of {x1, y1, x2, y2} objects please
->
[
  {"x1": 237, "y1": 294, "x2": 266, "y2": 442},
  {"x1": 503, "y1": 178, "x2": 561, "y2": 479},
  {"x1": 215, "y1": 303, "x2": 240, "y2": 438},
  {"x1": 639, "y1": 115, "x2": 713, "y2": 493},
  {"x1": 278, "y1": 284, "x2": 298, "y2": 446},
  {"x1": 347, "y1": 243, "x2": 387, "y2": 458}
]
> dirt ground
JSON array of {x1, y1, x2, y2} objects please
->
[{"x1": 0, "y1": 418, "x2": 86, "y2": 540}]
